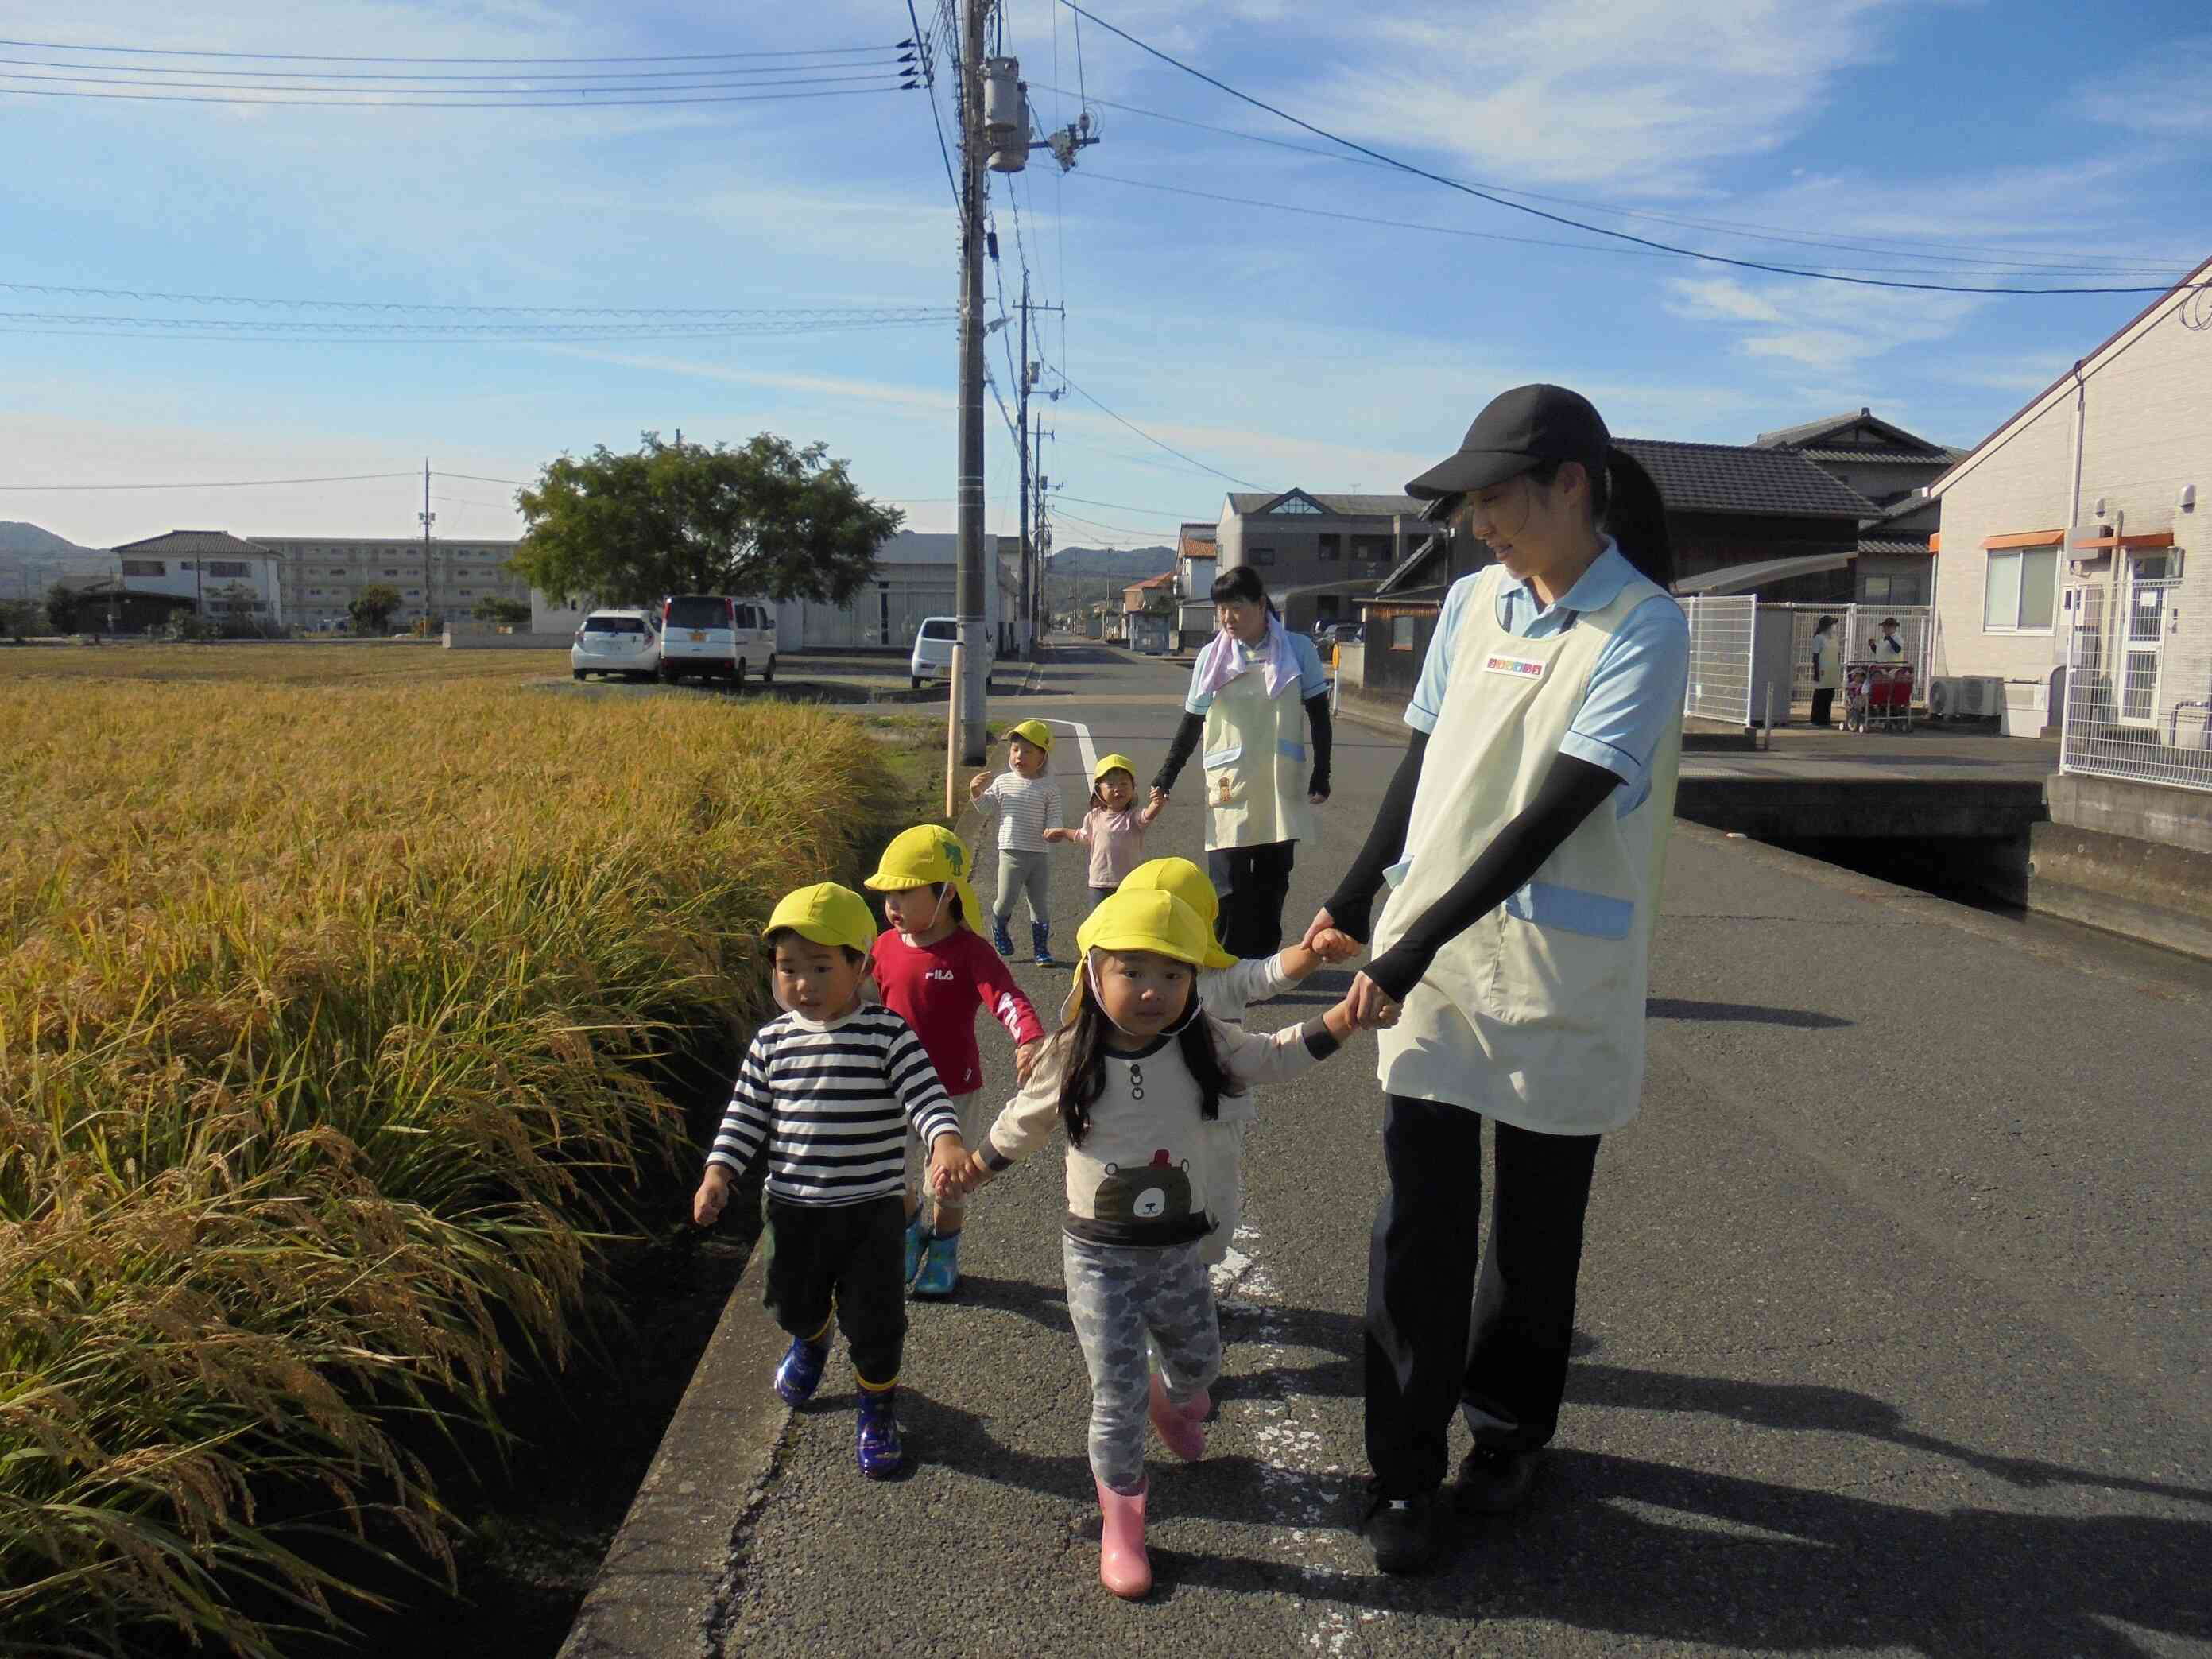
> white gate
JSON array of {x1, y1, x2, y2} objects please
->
[
  {"x1": 1682, "y1": 595, "x2": 1756, "y2": 726},
  {"x1": 1769, "y1": 603, "x2": 1934, "y2": 706},
  {"x1": 2062, "y1": 571, "x2": 2212, "y2": 793}
]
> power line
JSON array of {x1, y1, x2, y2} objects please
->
[
  {"x1": 905, "y1": 0, "x2": 960, "y2": 215},
  {"x1": 1054, "y1": 493, "x2": 1193, "y2": 518},
  {"x1": 0, "y1": 281, "x2": 950, "y2": 319},
  {"x1": 0, "y1": 471, "x2": 418, "y2": 490},
  {"x1": 0, "y1": 34, "x2": 901, "y2": 64},
  {"x1": 0, "y1": 307, "x2": 953, "y2": 336},
  {"x1": 1054, "y1": 2, "x2": 2200, "y2": 299},
  {"x1": 0, "y1": 80, "x2": 905, "y2": 109},
  {"x1": 1073, "y1": 173, "x2": 2192, "y2": 281},
  {"x1": 0, "y1": 53, "x2": 905, "y2": 83},
  {"x1": 1056, "y1": 373, "x2": 1273, "y2": 492},
  {"x1": 0, "y1": 66, "x2": 905, "y2": 97},
  {"x1": 1025, "y1": 79, "x2": 2192, "y2": 277}
]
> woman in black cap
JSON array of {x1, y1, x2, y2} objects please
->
[{"x1": 1300, "y1": 383, "x2": 1687, "y2": 1572}]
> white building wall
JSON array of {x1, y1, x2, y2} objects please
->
[{"x1": 1934, "y1": 276, "x2": 2212, "y2": 735}]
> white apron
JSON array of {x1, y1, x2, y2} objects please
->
[
  {"x1": 1199, "y1": 653, "x2": 1312, "y2": 852},
  {"x1": 1372, "y1": 564, "x2": 1682, "y2": 1133}
]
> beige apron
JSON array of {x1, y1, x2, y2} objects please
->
[
  {"x1": 1199, "y1": 652, "x2": 1312, "y2": 852},
  {"x1": 1372, "y1": 564, "x2": 1681, "y2": 1133}
]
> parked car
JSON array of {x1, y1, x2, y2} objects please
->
[
  {"x1": 659, "y1": 595, "x2": 777, "y2": 686},
  {"x1": 909, "y1": 616, "x2": 996, "y2": 693},
  {"x1": 1328, "y1": 622, "x2": 1365, "y2": 646},
  {"x1": 571, "y1": 608, "x2": 661, "y2": 681}
]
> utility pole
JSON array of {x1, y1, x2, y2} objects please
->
[
  {"x1": 952, "y1": 0, "x2": 991, "y2": 779},
  {"x1": 419, "y1": 457, "x2": 436, "y2": 636},
  {"x1": 1016, "y1": 267, "x2": 1032, "y2": 665}
]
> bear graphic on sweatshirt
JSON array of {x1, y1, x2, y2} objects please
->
[{"x1": 1094, "y1": 1148, "x2": 1195, "y2": 1224}]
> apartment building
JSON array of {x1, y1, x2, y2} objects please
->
[{"x1": 246, "y1": 536, "x2": 528, "y2": 631}]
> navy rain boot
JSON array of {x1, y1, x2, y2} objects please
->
[
  {"x1": 855, "y1": 1384, "x2": 906, "y2": 1479},
  {"x1": 1031, "y1": 922, "x2": 1058, "y2": 967}
]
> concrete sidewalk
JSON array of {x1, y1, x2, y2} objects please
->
[{"x1": 564, "y1": 647, "x2": 2211, "y2": 1659}]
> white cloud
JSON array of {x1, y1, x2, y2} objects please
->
[
  {"x1": 2076, "y1": 34, "x2": 2212, "y2": 136},
  {"x1": 1664, "y1": 272, "x2": 1983, "y2": 370},
  {"x1": 1300, "y1": 0, "x2": 1905, "y2": 193}
]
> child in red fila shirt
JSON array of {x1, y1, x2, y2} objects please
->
[{"x1": 866, "y1": 824, "x2": 1045, "y2": 1298}]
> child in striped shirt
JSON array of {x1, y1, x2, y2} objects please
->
[
  {"x1": 691, "y1": 882, "x2": 967, "y2": 1480},
  {"x1": 968, "y1": 717, "x2": 1065, "y2": 966}
]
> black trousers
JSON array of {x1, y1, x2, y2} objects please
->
[
  {"x1": 1365, "y1": 1095, "x2": 1602, "y2": 1498},
  {"x1": 1207, "y1": 839, "x2": 1297, "y2": 959},
  {"x1": 1810, "y1": 687, "x2": 1837, "y2": 727},
  {"x1": 762, "y1": 1194, "x2": 908, "y2": 1387}
]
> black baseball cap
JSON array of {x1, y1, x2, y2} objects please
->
[{"x1": 1405, "y1": 383, "x2": 1612, "y2": 502}]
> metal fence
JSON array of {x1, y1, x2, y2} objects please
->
[
  {"x1": 2062, "y1": 575, "x2": 2212, "y2": 793},
  {"x1": 1769, "y1": 603, "x2": 1935, "y2": 705},
  {"x1": 1682, "y1": 595, "x2": 1756, "y2": 725}
]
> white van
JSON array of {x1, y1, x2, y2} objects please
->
[
  {"x1": 659, "y1": 595, "x2": 777, "y2": 686},
  {"x1": 909, "y1": 616, "x2": 996, "y2": 693}
]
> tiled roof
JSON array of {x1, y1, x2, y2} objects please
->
[
  {"x1": 110, "y1": 529, "x2": 271, "y2": 556},
  {"x1": 1753, "y1": 409, "x2": 1954, "y2": 455},
  {"x1": 1794, "y1": 447, "x2": 1962, "y2": 465},
  {"x1": 1614, "y1": 439, "x2": 1877, "y2": 520},
  {"x1": 1754, "y1": 410, "x2": 1866, "y2": 448},
  {"x1": 1858, "y1": 537, "x2": 1933, "y2": 558},
  {"x1": 1226, "y1": 491, "x2": 1426, "y2": 518}
]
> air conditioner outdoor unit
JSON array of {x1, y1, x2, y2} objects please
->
[{"x1": 1929, "y1": 676, "x2": 2005, "y2": 718}]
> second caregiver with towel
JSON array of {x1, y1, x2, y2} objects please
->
[{"x1": 1149, "y1": 563, "x2": 1334, "y2": 958}]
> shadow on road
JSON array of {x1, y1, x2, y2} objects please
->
[{"x1": 1645, "y1": 998, "x2": 1854, "y2": 1029}]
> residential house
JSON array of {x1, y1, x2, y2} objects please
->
[
  {"x1": 1930, "y1": 253, "x2": 2212, "y2": 773},
  {"x1": 1175, "y1": 522, "x2": 1217, "y2": 649},
  {"x1": 1755, "y1": 407, "x2": 1965, "y2": 606},
  {"x1": 1214, "y1": 490, "x2": 1424, "y2": 634},
  {"x1": 1121, "y1": 569, "x2": 1176, "y2": 654},
  {"x1": 107, "y1": 530, "x2": 286, "y2": 630}
]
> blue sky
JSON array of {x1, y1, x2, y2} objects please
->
[{"x1": 2, "y1": 0, "x2": 2206, "y2": 551}]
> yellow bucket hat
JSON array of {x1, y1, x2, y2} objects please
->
[
  {"x1": 1117, "y1": 858, "x2": 1238, "y2": 968},
  {"x1": 1006, "y1": 718, "x2": 1055, "y2": 753},
  {"x1": 765, "y1": 882, "x2": 877, "y2": 955},
  {"x1": 1091, "y1": 751, "x2": 1138, "y2": 784},
  {"x1": 1063, "y1": 886, "x2": 1222, "y2": 1021},
  {"x1": 864, "y1": 824, "x2": 984, "y2": 936}
]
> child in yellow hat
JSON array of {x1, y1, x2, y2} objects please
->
[
  {"x1": 967, "y1": 718, "x2": 1064, "y2": 963},
  {"x1": 944, "y1": 888, "x2": 1389, "y2": 1600},
  {"x1": 691, "y1": 882, "x2": 967, "y2": 1481},
  {"x1": 1115, "y1": 857, "x2": 1358, "y2": 1278},
  {"x1": 864, "y1": 825, "x2": 1046, "y2": 1299},
  {"x1": 1043, "y1": 752, "x2": 1163, "y2": 913}
]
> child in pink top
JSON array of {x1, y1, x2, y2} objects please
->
[{"x1": 1044, "y1": 754, "x2": 1164, "y2": 912}]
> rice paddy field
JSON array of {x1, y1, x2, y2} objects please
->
[{"x1": 0, "y1": 642, "x2": 937, "y2": 1655}]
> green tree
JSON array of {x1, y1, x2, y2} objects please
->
[
  {"x1": 350, "y1": 584, "x2": 401, "y2": 634},
  {"x1": 44, "y1": 581, "x2": 76, "y2": 634},
  {"x1": 472, "y1": 596, "x2": 533, "y2": 630},
  {"x1": 0, "y1": 596, "x2": 39, "y2": 638},
  {"x1": 508, "y1": 431, "x2": 902, "y2": 610}
]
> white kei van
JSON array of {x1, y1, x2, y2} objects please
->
[
  {"x1": 658, "y1": 595, "x2": 777, "y2": 686},
  {"x1": 909, "y1": 616, "x2": 996, "y2": 693}
]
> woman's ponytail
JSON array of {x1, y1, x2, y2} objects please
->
[{"x1": 1600, "y1": 448, "x2": 1675, "y2": 593}]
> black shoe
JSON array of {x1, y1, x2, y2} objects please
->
[
  {"x1": 1455, "y1": 1444, "x2": 1540, "y2": 1515},
  {"x1": 1362, "y1": 1488, "x2": 1439, "y2": 1575}
]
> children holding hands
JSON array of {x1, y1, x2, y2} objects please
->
[
  {"x1": 939, "y1": 888, "x2": 1393, "y2": 1598},
  {"x1": 691, "y1": 882, "x2": 967, "y2": 1481},
  {"x1": 864, "y1": 824, "x2": 1045, "y2": 1299},
  {"x1": 1042, "y1": 753, "x2": 1163, "y2": 911},
  {"x1": 967, "y1": 718, "x2": 1063, "y2": 964}
]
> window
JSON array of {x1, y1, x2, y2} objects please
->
[
  {"x1": 1391, "y1": 615, "x2": 1417, "y2": 650},
  {"x1": 1984, "y1": 546, "x2": 2057, "y2": 631},
  {"x1": 1318, "y1": 534, "x2": 1341, "y2": 562},
  {"x1": 1353, "y1": 536, "x2": 1392, "y2": 562},
  {"x1": 1269, "y1": 495, "x2": 1323, "y2": 514},
  {"x1": 120, "y1": 560, "x2": 165, "y2": 576},
  {"x1": 405, "y1": 588, "x2": 421, "y2": 598},
  {"x1": 204, "y1": 560, "x2": 251, "y2": 577},
  {"x1": 383, "y1": 568, "x2": 401, "y2": 577},
  {"x1": 1250, "y1": 545, "x2": 1276, "y2": 565},
  {"x1": 666, "y1": 596, "x2": 730, "y2": 630}
]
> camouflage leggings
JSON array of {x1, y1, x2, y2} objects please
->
[{"x1": 1063, "y1": 1235, "x2": 1221, "y2": 1494}]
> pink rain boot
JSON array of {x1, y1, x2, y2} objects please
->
[
  {"x1": 1148, "y1": 1369, "x2": 1208, "y2": 1462},
  {"x1": 1094, "y1": 1477, "x2": 1152, "y2": 1599}
]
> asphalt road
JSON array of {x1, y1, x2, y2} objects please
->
[{"x1": 703, "y1": 642, "x2": 2212, "y2": 1659}]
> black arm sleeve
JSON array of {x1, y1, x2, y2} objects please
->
[
  {"x1": 1361, "y1": 753, "x2": 1623, "y2": 1003},
  {"x1": 1303, "y1": 693, "x2": 1333, "y2": 799},
  {"x1": 1321, "y1": 729, "x2": 1428, "y2": 942},
  {"x1": 1153, "y1": 711, "x2": 1203, "y2": 793}
]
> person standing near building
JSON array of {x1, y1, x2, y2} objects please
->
[
  {"x1": 1300, "y1": 383, "x2": 1688, "y2": 1575},
  {"x1": 1810, "y1": 614, "x2": 1842, "y2": 727},
  {"x1": 1149, "y1": 564, "x2": 1333, "y2": 957}
]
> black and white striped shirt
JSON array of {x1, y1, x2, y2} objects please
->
[{"x1": 708, "y1": 1003, "x2": 960, "y2": 1206}]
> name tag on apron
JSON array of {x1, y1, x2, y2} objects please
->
[{"x1": 1484, "y1": 653, "x2": 1548, "y2": 681}]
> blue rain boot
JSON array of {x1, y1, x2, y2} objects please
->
[
  {"x1": 992, "y1": 917, "x2": 1016, "y2": 956},
  {"x1": 773, "y1": 1325, "x2": 831, "y2": 1408},
  {"x1": 855, "y1": 1383, "x2": 906, "y2": 1479},
  {"x1": 903, "y1": 1209, "x2": 930, "y2": 1286},
  {"x1": 911, "y1": 1228, "x2": 961, "y2": 1300},
  {"x1": 1031, "y1": 921, "x2": 1057, "y2": 967}
]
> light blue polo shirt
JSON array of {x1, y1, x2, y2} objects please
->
[
  {"x1": 1183, "y1": 628, "x2": 1331, "y2": 715},
  {"x1": 1404, "y1": 540, "x2": 1688, "y2": 814}
]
